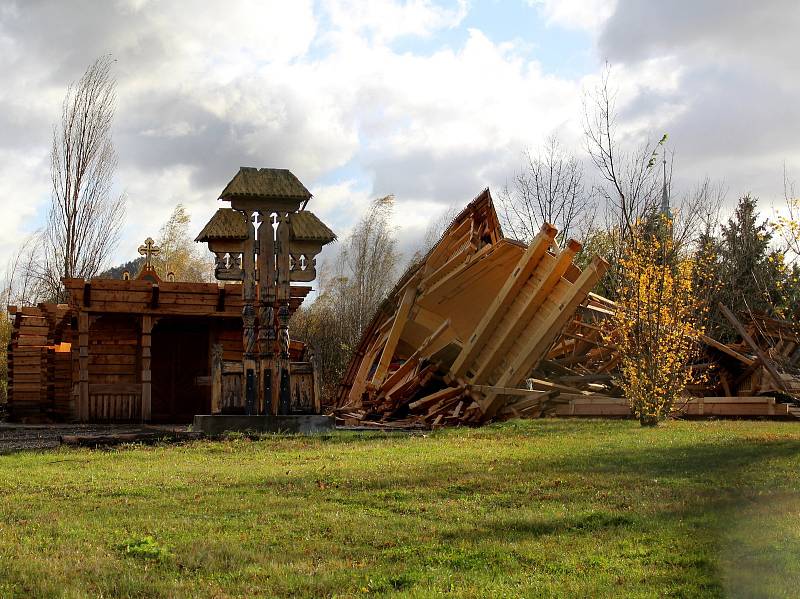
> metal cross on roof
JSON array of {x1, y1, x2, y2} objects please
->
[{"x1": 138, "y1": 237, "x2": 160, "y2": 269}]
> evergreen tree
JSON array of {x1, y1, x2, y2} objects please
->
[{"x1": 713, "y1": 195, "x2": 787, "y2": 338}]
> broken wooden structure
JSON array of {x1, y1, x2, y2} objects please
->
[{"x1": 335, "y1": 189, "x2": 609, "y2": 428}]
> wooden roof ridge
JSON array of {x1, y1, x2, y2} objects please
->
[{"x1": 219, "y1": 167, "x2": 312, "y2": 202}]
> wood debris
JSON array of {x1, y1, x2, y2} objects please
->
[{"x1": 334, "y1": 189, "x2": 609, "y2": 428}]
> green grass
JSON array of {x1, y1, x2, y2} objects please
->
[{"x1": 2, "y1": 420, "x2": 800, "y2": 598}]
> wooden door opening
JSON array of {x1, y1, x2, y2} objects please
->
[{"x1": 151, "y1": 317, "x2": 211, "y2": 422}]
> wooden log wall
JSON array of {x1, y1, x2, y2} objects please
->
[{"x1": 7, "y1": 305, "x2": 73, "y2": 421}]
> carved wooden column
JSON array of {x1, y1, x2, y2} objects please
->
[
  {"x1": 210, "y1": 343, "x2": 223, "y2": 414},
  {"x1": 141, "y1": 314, "x2": 153, "y2": 422},
  {"x1": 276, "y1": 212, "x2": 292, "y2": 414},
  {"x1": 241, "y1": 210, "x2": 258, "y2": 414},
  {"x1": 257, "y1": 211, "x2": 277, "y2": 415},
  {"x1": 78, "y1": 311, "x2": 89, "y2": 422}
]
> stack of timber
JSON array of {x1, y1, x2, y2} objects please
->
[
  {"x1": 525, "y1": 298, "x2": 800, "y2": 419},
  {"x1": 6, "y1": 305, "x2": 72, "y2": 422},
  {"x1": 335, "y1": 189, "x2": 609, "y2": 428}
]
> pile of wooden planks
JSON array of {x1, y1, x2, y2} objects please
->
[{"x1": 335, "y1": 189, "x2": 609, "y2": 428}]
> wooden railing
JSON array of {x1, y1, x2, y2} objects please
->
[{"x1": 87, "y1": 384, "x2": 142, "y2": 422}]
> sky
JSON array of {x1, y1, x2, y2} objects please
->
[{"x1": 1, "y1": 0, "x2": 799, "y2": 276}]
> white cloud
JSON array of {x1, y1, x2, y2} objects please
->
[
  {"x1": 531, "y1": 0, "x2": 617, "y2": 32},
  {"x1": 321, "y1": 0, "x2": 468, "y2": 43}
]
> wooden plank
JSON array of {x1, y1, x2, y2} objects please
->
[
  {"x1": 481, "y1": 255, "x2": 608, "y2": 416},
  {"x1": 372, "y1": 282, "x2": 418, "y2": 385}
]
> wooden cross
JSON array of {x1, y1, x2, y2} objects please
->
[{"x1": 138, "y1": 237, "x2": 160, "y2": 269}]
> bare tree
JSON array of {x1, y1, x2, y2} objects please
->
[
  {"x1": 292, "y1": 196, "x2": 402, "y2": 402},
  {"x1": 38, "y1": 55, "x2": 125, "y2": 301},
  {"x1": 499, "y1": 134, "x2": 593, "y2": 244},
  {"x1": 333, "y1": 195, "x2": 401, "y2": 343},
  {"x1": 583, "y1": 64, "x2": 665, "y2": 240}
]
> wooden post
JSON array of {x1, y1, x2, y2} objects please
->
[
  {"x1": 257, "y1": 210, "x2": 276, "y2": 415},
  {"x1": 276, "y1": 212, "x2": 292, "y2": 414},
  {"x1": 141, "y1": 315, "x2": 153, "y2": 422},
  {"x1": 78, "y1": 311, "x2": 89, "y2": 422},
  {"x1": 241, "y1": 211, "x2": 257, "y2": 414},
  {"x1": 211, "y1": 343, "x2": 223, "y2": 414}
]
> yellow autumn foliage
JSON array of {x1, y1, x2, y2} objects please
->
[{"x1": 609, "y1": 218, "x2": 708, "y2": 426}]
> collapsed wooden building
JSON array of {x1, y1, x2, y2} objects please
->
[
  {"x1": 6, "y1": 167, "x2": 335, "y2": 423},
  {"x1": 335, "y1": 189, "x2": 800, "y2": 427},
  {"x1": 334, "y1": 189, "x2": 610, "y2": 427}
]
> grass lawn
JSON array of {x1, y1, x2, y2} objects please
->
[{"x1": 1, "y1": 420, "x2": 800, "y2": 598}]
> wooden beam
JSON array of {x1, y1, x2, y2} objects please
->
[
  {"x1": 371, "y1": 282, "x2": 417, "y2": 385},
  {"x1": 718, "y1": 303, "x2": 790, "y2": 394},
  {"x1": 450, "y1": 224, "x2": 557, "y2": 378},
  {"x1": 701, "y1": 333, "x2": 755, "y2": 366}
]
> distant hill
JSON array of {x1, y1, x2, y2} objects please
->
[{"x1": 99, "y1": 257, "x2": 145, "y2": 280}]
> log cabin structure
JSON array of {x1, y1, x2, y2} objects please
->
[{"x1": 6, "y1": 167, "x2": 335, "y2": 423}]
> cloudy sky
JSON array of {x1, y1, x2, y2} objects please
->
[{"x1": 1, "y1": 0, "x2": 799, "y2": 274}]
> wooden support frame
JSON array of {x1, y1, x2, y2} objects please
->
[{"x1": 467, "y1": 238, "x2": 583, "y2": 385}]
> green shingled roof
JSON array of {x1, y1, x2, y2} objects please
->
[
  {"x1": 195, "y1": 208, "x2": 248, "y2": 242},
  {"x1": 195, "y1": 208, "x2": 335, "y2": 245},
  {"x1": 220, "y1": 167, "x2": 312, "y2": 201},
  {"x1": 291, "y1": 211, "x2": 336, "y2": 244}
]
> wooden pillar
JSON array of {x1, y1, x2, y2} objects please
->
[
  {"x1": 78, "y1": 311, "x2": 89, "y2": 422},
  {"x1": 211, "y1": 343, "x2": 223, "y2": 414},
  {"x1": 276, "y1": 212, "x2": 292, "y2": 415},
  {"x1": 257, "y1": 210, "x2": 276, "y2": 415},
  {"x1": 141, "y1": 315, "x2": 153, "y2": 422},
  {"x1": 241, "y1": 211, "x2": 257, "y2": 414}
]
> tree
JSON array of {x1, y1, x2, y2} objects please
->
[
  {"x1": 583, "y1": 66, "x2": 665, "y2": 241},
  {"x1": 713, "y1": 195, "x2": 788, "y2": 337},
  {"x1": 38, "y1": 55, "x2": 125, "y2": 301},
  {"x1": 152, "y1": 204, "x2": 212, "y2": 282},
  {"x1": 498, "y1": 134, "x2": 593, "y2": 244},
  {"x1": 609, "y1": 217, "x2": 708, "y2": 426},
  {"x1": 291, "y1": 196, "x2": 401, "y2": 404},
  {"x1": 331, "y1": 195, "x2": 401, "y2": 346}
]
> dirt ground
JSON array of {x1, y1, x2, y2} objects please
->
[{"x1": 0, "y1": 423, "x2": 191, "y2": 454}]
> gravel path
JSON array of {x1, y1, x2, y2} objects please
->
[{"x1": 0, "y1": 423, "x2": 191, "y2": 454}]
